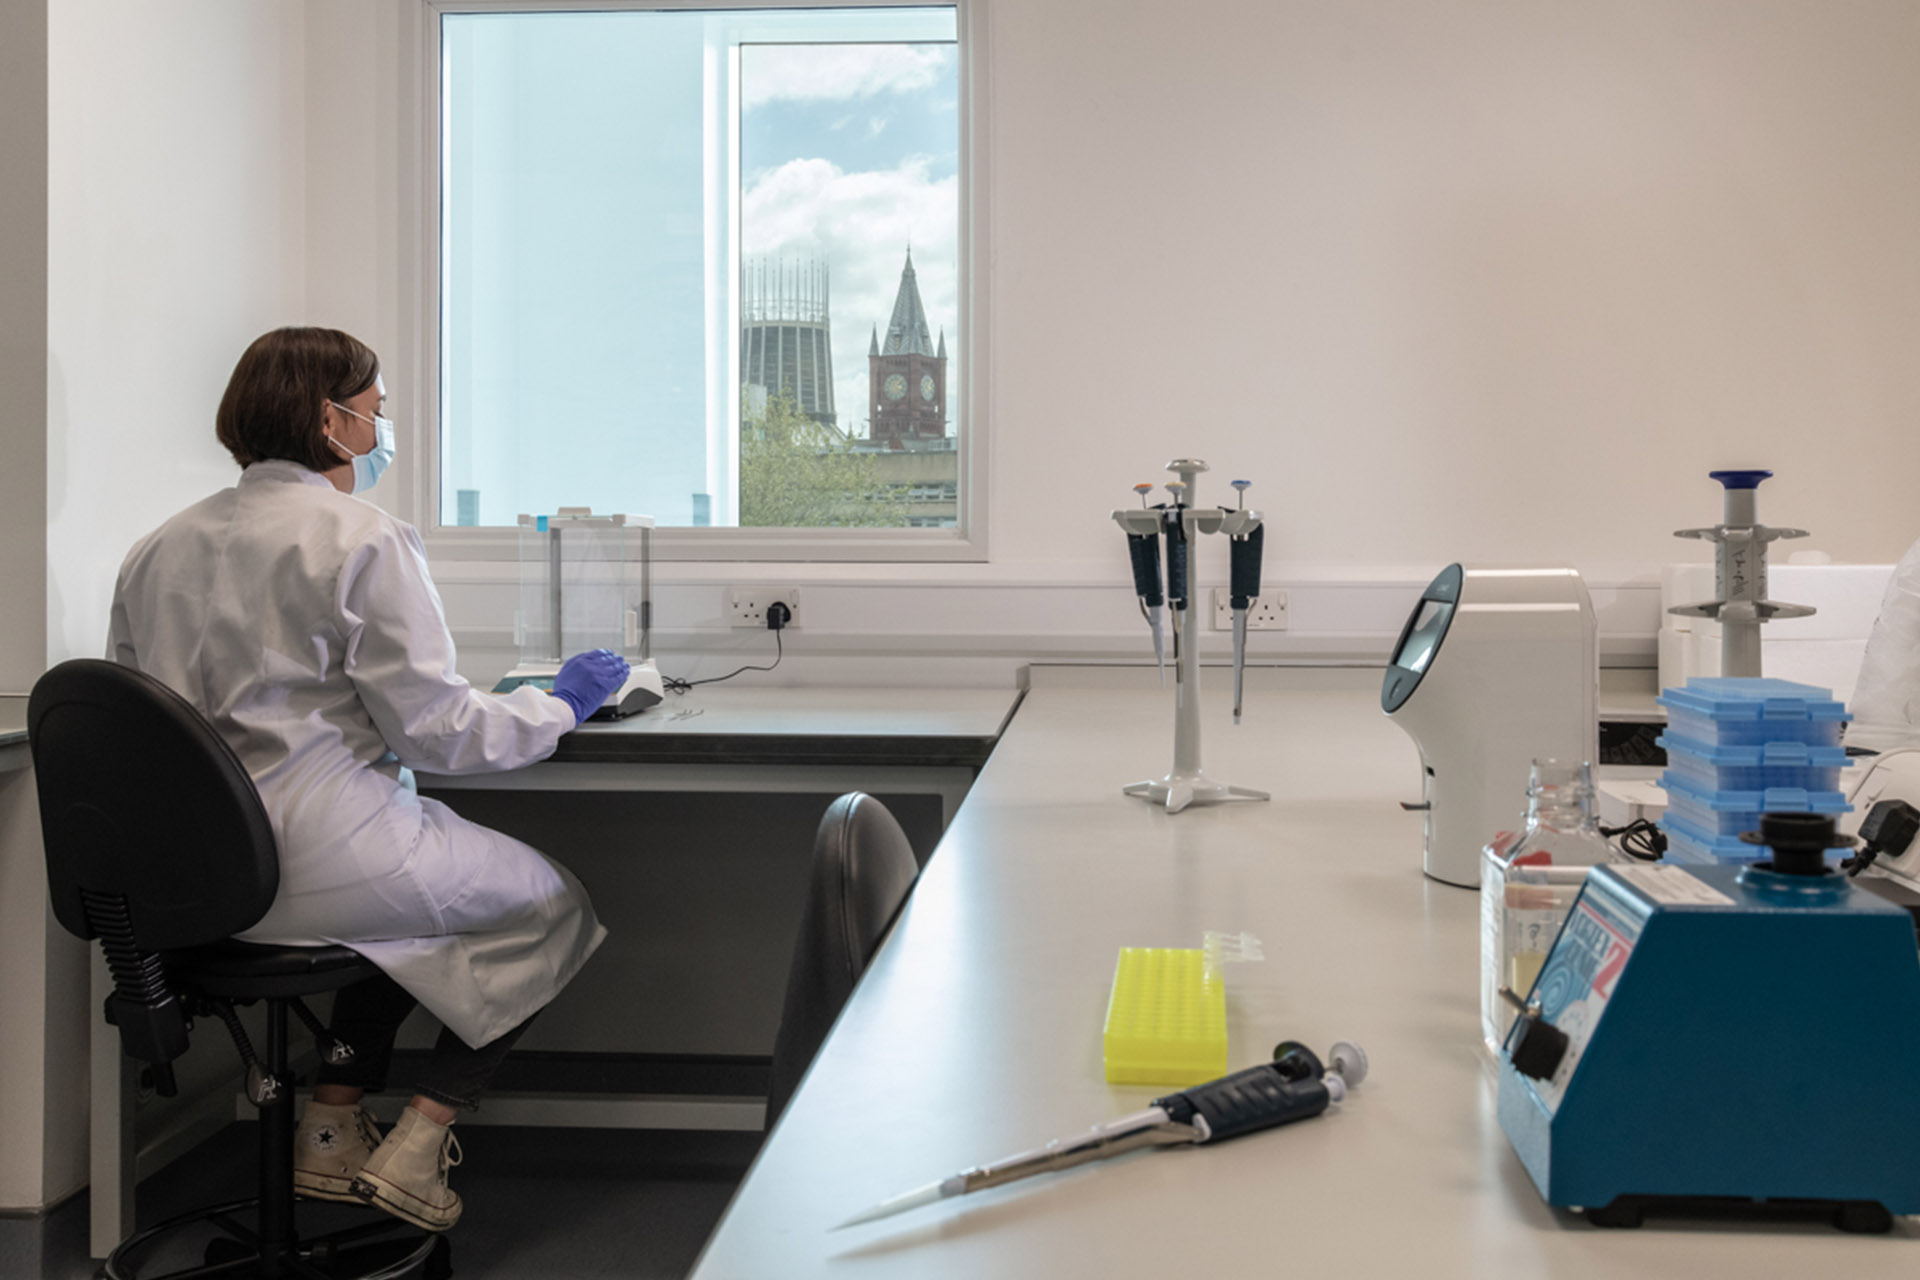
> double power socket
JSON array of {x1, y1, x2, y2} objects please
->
[
  {"x1": 1209, "y1": 587, "x2": 1288, "y2": 631},
  {"x1": 729, "y1": 587, "x2": 802, "y2": 628}
]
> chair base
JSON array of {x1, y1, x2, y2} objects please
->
[{"x1": 104, "y1": 1196, "x2": 444, "y2": 1280}]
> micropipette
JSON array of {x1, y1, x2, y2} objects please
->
[
  {"x1": 1163, "y1": 482, "x2": 1190, "y2": 708},
  {"x1": 836, "y1": 1040, "x2": 1366, "y2": 1229},
  {"x1": 1126, "y1": 484, "x2": 1166, "y2": 685},
  {"x1": 1226, "y1": 481, "x2": 1263, "y2": 725}
]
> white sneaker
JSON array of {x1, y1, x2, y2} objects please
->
[
  {"x1": 292, "y1": 1102, "x2": 383, "y2": 1204},
  {"x1": 351, "y1": 1106, "x2": 463, "y2": 1232}
]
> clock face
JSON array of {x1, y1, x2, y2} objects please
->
[
  {"x1": 920, "y1": 373, "x2": 935, "y2": 401},
  {"x1": 883, "y1": 373, "x2": 907, "y2": 401}
]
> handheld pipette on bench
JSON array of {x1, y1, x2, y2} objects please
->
[{"x1": 838, "y1": 1040, "x2": 1366, "y2": 1228}]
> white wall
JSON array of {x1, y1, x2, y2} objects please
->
[
  {"x1": 303, "y1": 0, "x2": 1920, "y2": 686},
  {"x1": 1, "y1": 0, "x2": 311, "y2": 1213},
  {"x1": 990, "y1": 0, "x2": 1920, "y2": 572},
  {"x1": 0, "y1": 0, "x2": 56, "y2": 1216},
  {"x1": 47, "y1": 0, "x2": 309, "y2": 662}
]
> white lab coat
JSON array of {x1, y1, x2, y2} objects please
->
[{"x1": 108, "y1": 460, "x2": 606, "y2": 1048}]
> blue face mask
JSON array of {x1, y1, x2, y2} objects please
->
[{"x1": 327, "y1": 402, "x2": 396, "y2": 494}]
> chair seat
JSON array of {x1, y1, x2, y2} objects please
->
[{"x1": 164, "y1": 939, "x2": 381, "y2": 1000}]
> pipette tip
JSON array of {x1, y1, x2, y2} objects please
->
[{"x1": 834, "y1": 1180, "x2": 953, "y2": 1230}]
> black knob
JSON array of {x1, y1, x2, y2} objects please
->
[
  {"x1": 1510, "y1": 1016, "x2": 1570, "y2": 1081},
  {"x1": 1738, "y1": 811, "x2": 1851, "y2": 877}
]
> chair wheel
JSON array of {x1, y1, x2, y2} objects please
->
[{"x1": 424, "y1": 1236, "x2": 454, "y2": 1280}]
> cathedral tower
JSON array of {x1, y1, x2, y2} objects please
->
[{"x1": 741, "y1": 257, "x2": 836, "y2": 428}]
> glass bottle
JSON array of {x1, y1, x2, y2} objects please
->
[{"x1": 1479, "y1": 759, "x2": 1616, "y2": 1057}]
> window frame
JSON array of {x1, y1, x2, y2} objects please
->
[{"x1": 404, "y1": 0, "x2": 990, "y2": 563}]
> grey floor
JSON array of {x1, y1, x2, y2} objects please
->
[{"x1": 0, "y1": 1123, "x2": 761, "y2": 1279}]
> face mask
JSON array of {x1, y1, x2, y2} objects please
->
[{"x1": 327, "y1": 402, "x2": 396, "y2": 494}]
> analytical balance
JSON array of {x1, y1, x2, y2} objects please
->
[
  {"x1": 1496, "y1": 814, "x2": 1920, "y2": 1230},
  {"x1": 1382, "y1": 564, "x2": 1598, "y2": 887},
  {"x1": 491, "y1": 509, "x2": 664, "y2": 717}
]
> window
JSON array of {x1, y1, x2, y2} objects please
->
[{"x1": 432, "y1": 4, "x2": 970, "y2": 554}]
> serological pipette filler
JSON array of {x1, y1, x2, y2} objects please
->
[
  {"x1": 1667, "y1": 470, "x2": 1814, "y2": 678},
  {"x1": 1112, "y1": 458, "x2": 1269, "y2": 813}
]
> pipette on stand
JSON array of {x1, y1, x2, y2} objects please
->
[
  {"x1": 1226, "y1": 481, "x2": 1263, "y2": 726},
  {"x1": 1163, "y1": 482, "x2": 1189, "y2": 709},
  {"x1": 1126, "y1": 484, "x2": 1166, "y2": 686},
  {"x1": 836, "y1": 1040, "x2": 1368, "y2": 1229}
]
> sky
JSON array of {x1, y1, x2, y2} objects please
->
[{"x1": 740, "y1": 42, "x2": 959, "y2": 437}]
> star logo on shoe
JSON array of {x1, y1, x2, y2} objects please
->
[{"x1": 310, "y1": 1125, "x2": 341, "y2": 1151}]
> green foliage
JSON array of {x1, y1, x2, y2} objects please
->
[{"x1": 739, "y1": 388, "x2": 911, "y2": 528}]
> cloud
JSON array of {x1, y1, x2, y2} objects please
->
[
  {"x1": 742, "y1": 45, "x2": 955, "y2": 110},
  {"x1": 742, "y1": 156, "x2": 960, "y2": 437}
]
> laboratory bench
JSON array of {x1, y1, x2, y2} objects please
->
[
  {"x1": 689, "y1": 666, "x2": 1917, "y2": 1280},
  {"x1": 87, "y1": 681, "x2": 1023, "y2": 1255}
]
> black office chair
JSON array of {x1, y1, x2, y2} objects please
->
[
  {"x1": 30, "y1": 659, "x2": 440, "y2": 1280},
  {"x1": 765, "y1": 792, "x2": 921, "y2": 1128}
]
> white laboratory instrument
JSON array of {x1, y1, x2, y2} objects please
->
[
  {"x1": 493, "y1": 509, "x2": 664, "y2": 717},
  {"x1": 1382, "y1": 564, "x2": 1599, "y2": 888},
  {"x1": 1111, "y1": 458, "x2": 1268, "y2": 813},
  {"x1": 1667, "y1": 469, "x2": 1814, "y2": 679}
]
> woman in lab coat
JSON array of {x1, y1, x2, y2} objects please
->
[{"x1": 109, "y1": 327, "x2": 628, "y2": 1232}]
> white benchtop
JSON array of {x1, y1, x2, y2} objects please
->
[{"x1": 691, "y1": 667, "x2": 1917, "y2": 1278}]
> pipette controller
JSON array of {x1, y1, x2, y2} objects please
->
[{"x1": 837, "y1": 1039, "x2": 1366, "y2": 1229}]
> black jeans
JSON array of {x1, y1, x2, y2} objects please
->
[{"x1": 314, "y1": 973, "x2": 535, "y2": 1112}]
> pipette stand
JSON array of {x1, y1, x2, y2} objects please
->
[{"x1": 1114, "y1": 459, "x2": 1270, "y2": 814}]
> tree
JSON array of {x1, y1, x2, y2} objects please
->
[{"x1": 739, "y1": 387, "x2": 911, "y2": 528}]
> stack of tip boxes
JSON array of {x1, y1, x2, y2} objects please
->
[
  {"x1": 1103, "y1": 947, "x2": 1227, "y2": 1086},
  {"x1": 1656, "y1": 677, "x2": 1853, "y2": 865}
]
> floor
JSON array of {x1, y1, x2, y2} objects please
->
[{"x1": 0, "y1": 1123, "x2": 761, "y2": 1279}]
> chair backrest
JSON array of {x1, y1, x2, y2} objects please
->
[
  {"x1": 29, "y1": 659, "x2": 281, "y2": 1092},
  {"x1": 765, "y1": 792, "x2": 920, "y2": 1128}
]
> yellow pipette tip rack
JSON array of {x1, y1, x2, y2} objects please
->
[{"x1": 1102, "y1": 947, "x2": 1228, "y2": 1086}]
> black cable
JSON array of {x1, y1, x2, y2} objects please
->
[
  {"x1": 1598, "y1": 819, "x2": 1666, "y2": 862},
  {"x1": 661, "y1": 620, "x2": 784, "y2": 695}
]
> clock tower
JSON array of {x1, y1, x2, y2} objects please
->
[{"x1": 868, "y1": 250, "x2": 947, "y2": 447}]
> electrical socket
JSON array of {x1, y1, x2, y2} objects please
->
[
  {"x1": 729, "y1": 586, "x2": 801, "y2": 629},
  {"x1": 1211, "y1": 587, "x2": 1287, "y2": 631}
]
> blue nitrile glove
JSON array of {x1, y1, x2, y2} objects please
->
[{"x1": 551, "y1": 649, "x2": 631, "y2": 726}]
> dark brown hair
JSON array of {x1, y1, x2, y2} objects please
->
[{"x1": 215, "y1": 327, "x2": 380, "y2": 470}]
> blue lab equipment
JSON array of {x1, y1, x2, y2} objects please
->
[{"x1": 1496, "y1": 812, "x2": 1920, "y2": 1231}]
